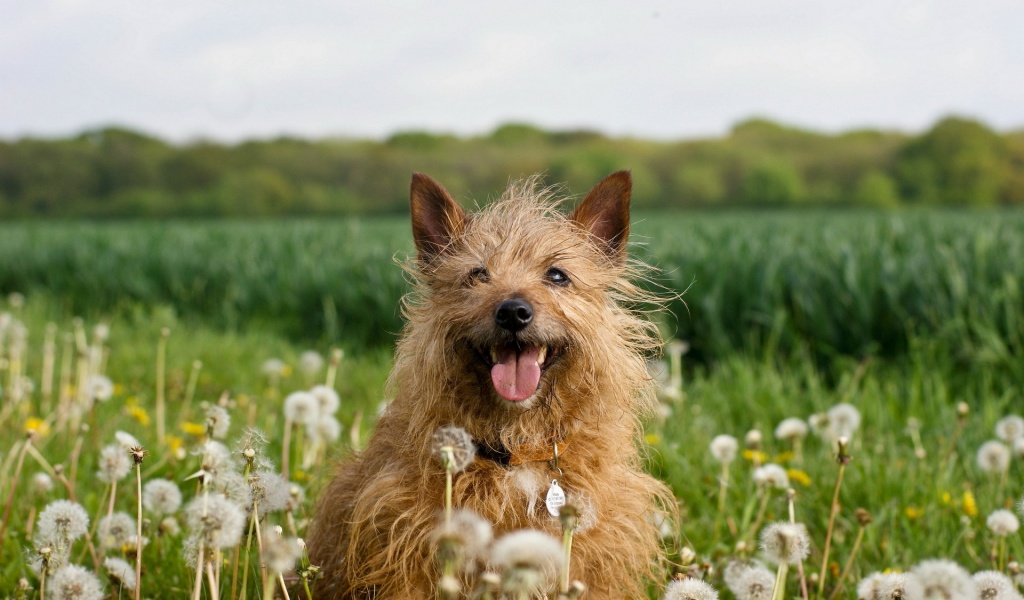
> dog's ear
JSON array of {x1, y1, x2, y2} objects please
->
[
  {"x1": 410, "y1": 173, "x2": 466, "y2": 264},
  {"x1": 570, "y1": 170, "x2": 632, "y2": 261}
]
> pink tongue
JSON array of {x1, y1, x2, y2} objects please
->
[{"x1": 490, "y1": 346, "x2": 542, "y2": 402}]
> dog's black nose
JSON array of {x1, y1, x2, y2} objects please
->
[{"x1": 495, "y1": 298, "x2": 533, "y2": 332}]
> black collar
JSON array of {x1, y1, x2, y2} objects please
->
[{"x1": 475, "y1": 440, "x2": 512, "y2": 467}]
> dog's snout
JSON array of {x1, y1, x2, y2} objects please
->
[{"x1": 495, "y1": 298, "x2": 534, "y2": 332}]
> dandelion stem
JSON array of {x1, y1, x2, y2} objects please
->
[
  {"x1": 179, "y1": 360, "x2": 202, "y2": 424},
  {"x1": 134, "y1": 460, "x2": 144, "y2": 600},
  {"x1": 0, "y1": 436, "x2": 31, "y2": 565},
  {"x1": 278, "y1": 572, "x2": 293, "y2": 600},
  {"x1": 826, "y1": 524, "x2": 865, "y2": 600},
  {"x1": 282, "y1": 419, "x2": 293, "y2": 481},
  {"x1": 744, "y1": 488, "x2": 772, "y2": 545},
  {"x1": 206, "y1": 558, "x2": 220, "y2": 600},
  {"x1": 817, "y1": 461, "x2": 847, "y2": 597},
  {"x1": 561, "y1": 527, "x2": 575, "y2": 593},
  {"x1": 156, "y1": 328, "x2": 169, "y2": 445},
  {"x1": 771, "y1": 563, "x2": 789, "y2": 600},
  {"x1": 714, "y1": 461, "x2": 730, "y2": 541}
]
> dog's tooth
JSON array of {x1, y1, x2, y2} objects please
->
[
  {"x1": 490, "y1": 348, "x2": 499, "y2": 364},
  {"x1": 537, "y1": 345, "x2": 547, "y2": 365}
]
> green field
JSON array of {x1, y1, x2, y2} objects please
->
[{"x1": 1, "y1": 210, "x2": 1023, "y2": 598}]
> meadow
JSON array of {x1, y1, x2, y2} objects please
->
[{"x1": 1, "y1": 210, "x2": 1024, "y2": 598}]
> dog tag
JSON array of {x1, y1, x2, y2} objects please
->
[{"x1": 545, "y1": 479, "x2": 566, "y2": 517}]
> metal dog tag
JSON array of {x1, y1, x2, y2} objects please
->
[{"x1": 546, "y1": 479, "x2": 566, "y2": 517}]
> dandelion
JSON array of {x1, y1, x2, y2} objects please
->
[
  {"x1": 724, "y1": 560, "x2": 763, "y2": 595},
  {"x1": 86, "y1": 375, "x2": 114, "y2": 402},
  {"x1": 35, "y1": 500, "x2": 89, "y2": 547},
  {"x1": 972, "y1": 571, "x2": 1021, "y2": 600},
  {"x1": 733, "y1": 566, "x2": 775, "y2": 600},
  {"x1": 431, "y1": 426, "x2": 476, "y2": 473},
  {"x1": 995, "y1": 415, "x2": 1024, "y2": 441},
  {"x1": 184, "y1": 493, "x2": 246, "y2": 549},
  {"x1": 433, "y1": 508, "x2": 493, "y2": 566},
  {"x1": 490, "y1": 529, "x2": 565, "y2": 597},
  {"x1": 875, "y1": 573, "x2": 924, "y2": 599},
  {"x1": 774, "y1": 418, "x2": 808, "y2": 454},
  {"x1": 261, "y1": 358, "x2": 286, "y2": 377},
  {"x1": 315, "y1": 414, "x2": 342, "y2": 443},
  {"x1": 827, "y1": 403, "x2": 861, "y2": 440},
  {"x1": 205, "y1": 405, "x2": 231, "y2": 439},
  {"x1": 753, "y1": 464, "x2": 789, "y2": 489},
  {"x1": 261, "y1": 526, "x2": 303, "y2": 573},
  {"x1": 977, "y1": 441, "x2": 1011, "y2": 474},
  {"x1": 213, "y1": 471, "x2": 253, "y2": 510},
  {"x1": 103, "y1": 557, "x2": 137, "y2": 591},
  {"x1": 159, "y1": 516, "x2": 181, "y2": 536},
  {"x1": 299, "y1": 350, "x2": 325, "y2": 375},
  {"x1": 33, "y1": 472, "x2": 54, "y2": 495},
  {"x1": 114, "y1": 431, "x2": 141, "y2": 450},
  {"x1": 48, "y1": 564, "x2": 104, "y2": 600},
  {"x1": 310, "y1": 384, "x2": 341, "y2": 415},
  {"x1": 195, "y1": 440, "x2": 234, "y2": 481},
  {"x1": 760, "y1": 522, "x2": 810, "y2": 565},
  {"x1": 663, "y1": 578, "x2": 719, "y2": 600},
  {"x1": 248, "y1": 470, "x2": 291, "y2": 513},
  {"x1": 98, "y1": 512, "x2": 134, "y2": 550},
  {"x1": 987, "y1": 509, "x2": 1019, "y2": 536},
  {"x1": 856, "y1": 572, "x2": 885, "y2": 600},
  {"x1": 96, "y1": 445, "x2": 131, "y2": 483},
  {"x1": 143, "y1": 479, "x2": 183, "y2": 516},
  {"x1": 911, "y1": 559, "x2": 976, "y2": 600},
  {"x1": 710, "y1": 435, "x2": 739, "y2": 464}
]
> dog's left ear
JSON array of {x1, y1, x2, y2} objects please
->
[
  {"x1": 570, "y1": 170, "x2": 632, "y2": 261},
  {"x1": 410, "y1": 173, "x2": 466, "y2": 264}
]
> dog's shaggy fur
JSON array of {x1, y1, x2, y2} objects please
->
[{"x1": 307, "y1": 171, "x2": 675, "y2": 598}]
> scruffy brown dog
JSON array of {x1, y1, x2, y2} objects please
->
[{"x1": 308, "y1": 171, "x2": 674, "y2": 598}]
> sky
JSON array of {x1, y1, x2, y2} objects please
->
[{"x1": 2, "y1": 0, "x2": 1022, "y2": 142}]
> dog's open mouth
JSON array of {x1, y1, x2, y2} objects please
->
[{"x1": 475, "y1": 342, "x2": 560, "y2": 402}]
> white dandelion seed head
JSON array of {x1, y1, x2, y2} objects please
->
[
  {"x1": 299, "y1": 350, "x2": 324, "y2": 374},
  {"x1": 310, "y1": 384, "x2": 340, "y2": 415},
  {"x1": 431, "y1": 426, "x2": 476, "y2": 473},
  {"x1": 184, "y1": 493, "x2": 246, "y2": 549},
  {"x1": 709, "y1": 435, "x2": 739, "y2": 464},
  {"x1": 182, "y1": 533, "x2": 201, "y2": 569},
  {"x1": 973, "y1": 570, "x2": 1022, "y2": 600},
  {"x1": 753, "y1": 464, "x2": 789, "y2": 490},
  {"x1": 86, "y1": 375, "x2": 114, "y2": 402},
  {"x1": 723, "y1": 560, "x2": 757, "y2": 594},
  {"x1": 113, "y1": 431, "x2": 141, "y2": 450},
  {"x1": 205, "y1": 405, "x2": 231, "y2": 440},
  {"x1": 996, "y1": 415, "x2": 1024, "y2": 442},
  {"x1": 261, "y1": 358, "x2": 286, "y2": 376},
  {"x1": 159, "y1": 516, "x2": 181, "y2": 536},
  {"x1": 490, "y1": 529, "x2": 564, "y2": 594},
  {"x1": 563, "y1": 491, "x2": 598, "y2": 534},
  {"x1": 775, "y1": 418, "x2": 809, "y2": 441},
  {"x1": 977, "y1": 440, "x2": 1011, "y2": 474},
  {"x1": 249, "y1": 470, "x2": 290, "y2": 513},
  {"x1": 911, "y1": 559, "x2": 976, "y2": 600},
  {"x1": 875, "y1": 573, "x2": 924, "y2": 600},
  {"x1": 96, "y1": 445, "x2": 131, "y2": 483},
  {"x1": 102, "y1": 557, "x2": 136, "y2": 591},
  {"x1": 1013, "y1": 437, "x2": 1024, "y2": 458},
  {"x1": 32, "y1": 472, "x2": 54, "y2": 495},
  {"x1": 745, "y1": 430, "x2": 762, "y2": 447},
  {"x1": 35, "y1": 500, "x2": 89, "y2": 546},
  {"x1": 663, "y1": 578, "x2": 719, "y2": 600},
  {"x1": 283, "y1": 391, "x2": 320, "y2": 426},
  {"x1": 986, "y1": 509, "x2": 1020, "y2": 537},
  {"x1": 286, "y1": 485, "x2": 305, "y2": 513},
  {"x1": 857, "y1": 572, "x2": 885, "y2": 600},
  {"x1": 261, "y1": 527, "x2": 303, "y2": 574},
  {"x1": 143, "y1": 479, "x2": 183, "y2": 516},
  {"x1": 759, "y1": 522, "x2": 810, "y2": 565},
  {"x1": 93, "y1": 323, "x2": 109, "y2": 342},
  {"x1": 808, "y1": 413, "x2": 829, "y2": 436},
  {"x1": 49, "y1": 564, "x2": 104, "y2": 600},
  {"x1": 827, "y1": 403, "x2": 861, "y2": 440},
  {"x1": 433, "y1": 508, "x2": 494, "y2": 565},
  {"x1": 313, "y1": 414, "x2": 342, "y2": 443},
  {"x1": 735, "y1": 566, "x2": 775, "y2": 600},
  {"x1": 98, "y1": 512, "x2": 135, "y2": 550},
  {"x1": 212, "y1": 471, "x2": 252, "y2": 510},
  {"x1": 197, "y1": 440, "x2": 235, "y2": 479}
]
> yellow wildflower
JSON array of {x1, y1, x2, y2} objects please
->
[
  {"x1": 281, "y1": 364, "x2": 293, "y2": 378},
  {"x1": 905, "y1": 506, "x2": 924, "y2": 520},
  {"x1": 114, "y1": 383, "x2": 126, "y2": 395},
  {"x1": 180, "y1": 421, "x2": 206, "y2": 437},
  {"x1": 293, "y1": 469, "x2": 309, "y2": 482},
  {"x1": 25, "y1": 417, "x2": 50, "y2": 437},
  {"x1": 125, "y1": 398, "x2": 151, "y2": 425},
  {"x1": 774, "y1": 451, "x2": 795, "y2": 464},
  {"x1": 645, "y1": 433, "x2": 662, "y2": 445},
  {"x1": 940, "y1": 492, "x2": 952, "y2": 506},
  {"x1": 165, "y1": 435, "x2": 184, "y2": 455},
  {"x1": 786, "y1": 468, "x2": 811, "y2": 487},
  {"x1": 962, "y1": 490, "x2": 977, "y2": 517},
  {"x1": 742, "y1": 450, "x2": 768, "y2": 463}
]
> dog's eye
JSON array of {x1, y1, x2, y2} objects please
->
[
  {"x1": 467, "y1": 266, "x2": 490, "y2": 284},
  {"x1": 545, "y1": 267, "x2": 570, "y2": 287}
]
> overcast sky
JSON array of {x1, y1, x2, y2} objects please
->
[{"x1": 2, "y1": 1, "x2": 1022, "y2": 142}]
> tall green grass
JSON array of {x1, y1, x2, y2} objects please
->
[{"x1": 1, "y1": 211, "x2": 1023, "y2": 368}]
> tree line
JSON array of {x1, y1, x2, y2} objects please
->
[{"x1": 0, "y1": 116, "x2": 1021, "y2": 217}]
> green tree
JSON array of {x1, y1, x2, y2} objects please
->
[
  {"x1": 852, "y1": 170, "x2": 900, "y2": 208},
  {"x1": 739, "y1": 159, "x2": 805, "y2": 205}
]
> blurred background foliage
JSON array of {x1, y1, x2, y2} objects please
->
[{"x1": 1, "y1": 115, "x2": 1022, "y2": 218}]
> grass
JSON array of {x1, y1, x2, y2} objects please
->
[{"x1": 2, "y1": 291, "x2": 1023, "y2": 598}]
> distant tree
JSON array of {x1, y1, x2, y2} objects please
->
[
  {"x1": 896, "y1": 116, "x2": 1008, "y2": 206},
  {"x1": 852, "y1": 170, "x2": 900, "y2": 208},
  {"x1": 739, "y1": 159, "x2": 805, "y2": 205},
  {"x1": 672, "y1": 164, "x2": 725, "y2": 204}
]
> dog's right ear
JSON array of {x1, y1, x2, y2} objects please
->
[{"x1": 410, "y1": 173, "x2": 466, "y2": 264}]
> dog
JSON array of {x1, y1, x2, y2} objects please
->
[{"x1": 308, "y1": 171, "x2": 675, "y2": 598}]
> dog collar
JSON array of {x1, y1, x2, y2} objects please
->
[{"x1": 475, "y1": 438, "x2": 569, "y2": 468}]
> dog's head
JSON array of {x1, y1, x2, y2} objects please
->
[{"x1": 403, "y1": 172, "x2": 657, "y2": 430}]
